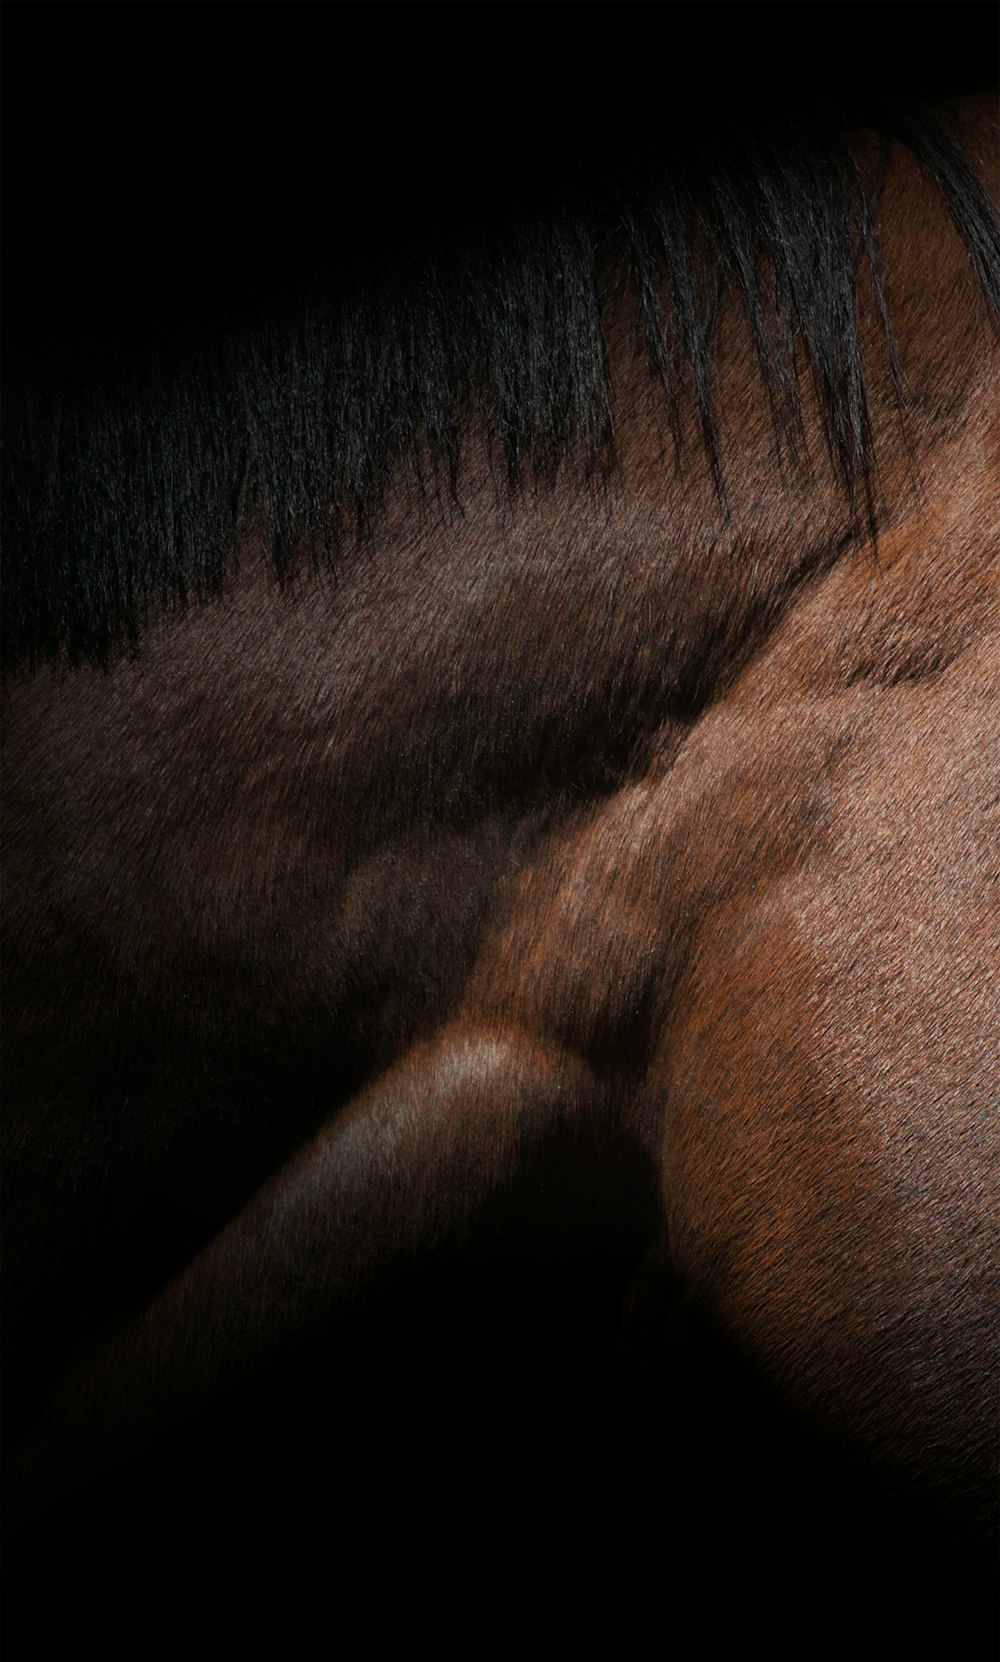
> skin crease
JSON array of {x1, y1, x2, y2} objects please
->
[{"x1": 2, "y1": 101, "x2": 997, "y2": 1554}]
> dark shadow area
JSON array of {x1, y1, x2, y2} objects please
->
[
  {"x1": 4, "y1": 1267, "x2": 995, "y2": 1656},
  {"x1": 6, "y1": 6, "x2": 997, "y2": 330}
]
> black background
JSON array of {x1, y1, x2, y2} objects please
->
[{"x1": 5, "y1": 4, "x2": 998, "y2": 332}]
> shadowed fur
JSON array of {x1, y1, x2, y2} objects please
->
[{"x1": 3, "y1": 80, "x2": 999, "y2": 1654}]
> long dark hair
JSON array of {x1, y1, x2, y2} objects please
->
[{"x1": 3, "y1": 14, "x2": 997, "y2": 666}]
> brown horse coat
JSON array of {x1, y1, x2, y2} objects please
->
[{"x1": 3, "y1": 95, "x2": 998, "y2": 1640}]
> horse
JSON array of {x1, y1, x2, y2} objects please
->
[{"x1": 3, "y1": 60, "x2": 998, "y2": 1650}]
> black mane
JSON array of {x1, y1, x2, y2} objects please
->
[{"x1": 3, "y1": 84, "x2": 997, "y2": 667}]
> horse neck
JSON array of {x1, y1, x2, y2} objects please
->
[{"x1": 5, "y1": 113, "x2": 995, "y2": 1087}]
